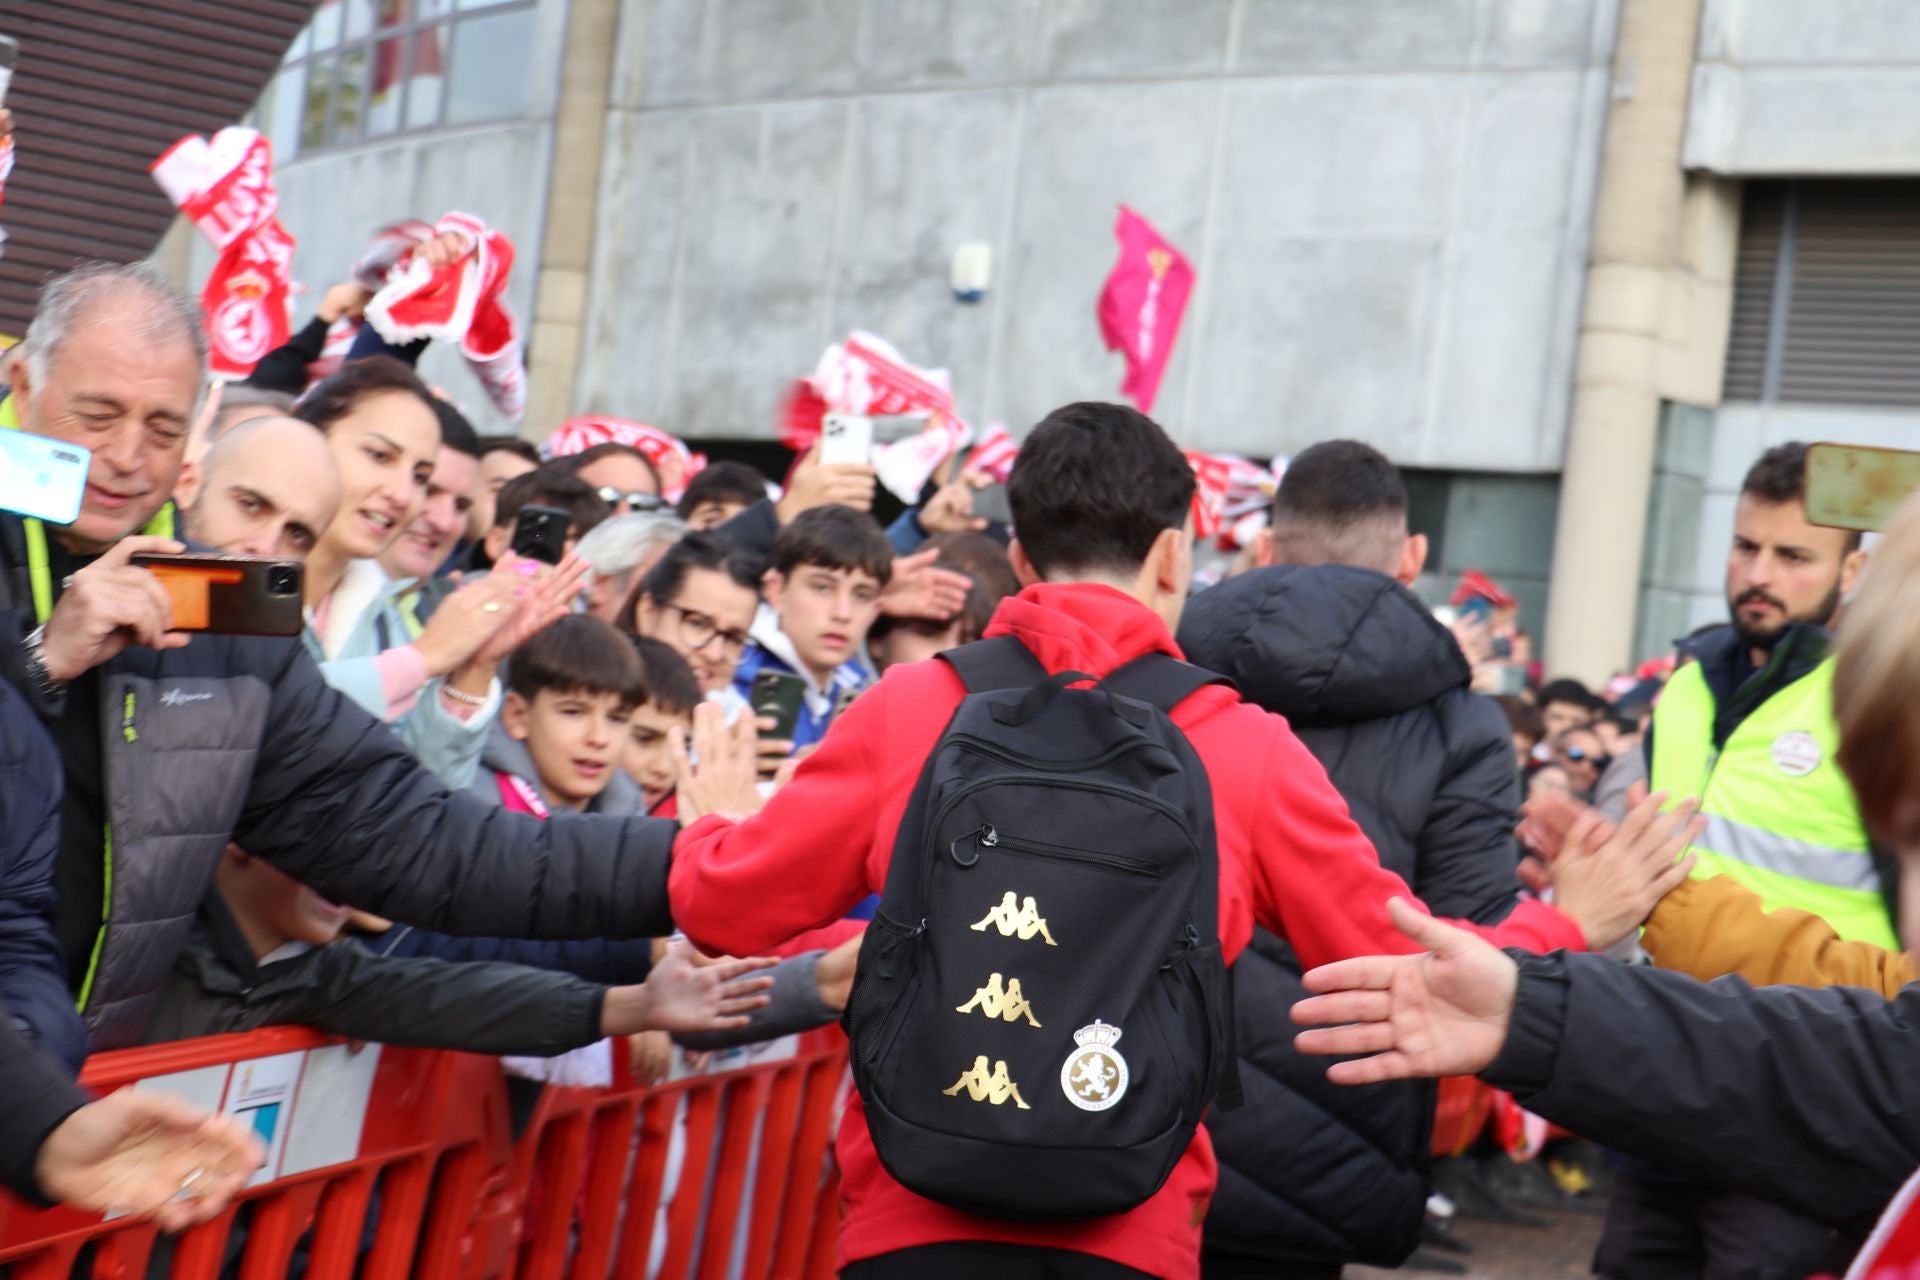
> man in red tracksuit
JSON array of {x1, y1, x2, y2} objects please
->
[{"x1": 670, "y1": 402, "x2": 1588, "y2": 1279}]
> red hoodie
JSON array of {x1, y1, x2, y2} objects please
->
[{"x1": 671, "y1": 583, "x2": 1583, "y2": 1276}]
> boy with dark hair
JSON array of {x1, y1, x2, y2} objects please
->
[
  {"x1": 669, "y1": 401, "x2": 1597, "y2": 1279},
  {"x1": 622, "y1": 531, "x2": 764, "y2": 695},
  {"x1": 472, "y1": 469, "x2": 613, "y2": 571},
  {"x1": 625, "y1": 637, "x2": 703, "y2": 815},
  {"x1": 733, "y1": 504, "x2": 894, "y2": 754},
  {"x1": 1536, "y1": 676, "x2": 1601, "y2": 744},
  {"x1": 678, "y1": 461, "x2": 769, "y2": 530},
  {"x1": 471, "y1": 614, "x2": 650, "y2": 816}
]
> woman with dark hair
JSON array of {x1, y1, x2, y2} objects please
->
[{"x1": 294, "y1": 358, "x2": 580, "y2": 786}]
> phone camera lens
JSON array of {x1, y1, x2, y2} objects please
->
[{"x1": 267, "y1": 566, "x2": 299, "y2": 596}]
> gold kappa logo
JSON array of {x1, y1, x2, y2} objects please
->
[
  {"x1": 970, "y1": 892, "x2": 1057, "y2": 946},
  {"x1": 943, "y1": 1056, "x2": 1031, "y2": 1109},
  {"x1": 955, "y1": 972, "x2": 1042, "y2": 1027}
]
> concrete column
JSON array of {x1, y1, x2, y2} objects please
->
[
  {"x1": 520, "y1": 0, "x2": 621, "y2": 441},
  {"x1": 1542, "y1": 0, "x2": 1704, "y2": 685}
]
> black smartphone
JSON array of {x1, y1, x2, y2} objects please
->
[
  {"x1": 750, "y1": 669, "x2": 807, "y2": 742},
  {"x1": 130, "y1": 553, "x2": 304, "y2": 636},
  {"x1": 510, "y1": 504, "x2": 570, "y2": 566}
]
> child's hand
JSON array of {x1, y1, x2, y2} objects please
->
[
  {"x1": 604, "y1": 938, "x2": 776, "y2": 1036},
  {"x1": 673, "y1": 703, "x2": 763, "y2": 824}
]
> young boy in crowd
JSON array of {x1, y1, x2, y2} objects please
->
[
  {"x1": 625, "y1": 637, "x2": 704, "y2": 816},
  {"x1": 732, "y1": 505, "x2": 893, "y2": 755},
  {"x1": 472, "y1": 614, "x2": 650, "y2": 817},
  {"x1": 677, "y1": 461, "x2": 770, "y2": 531}
]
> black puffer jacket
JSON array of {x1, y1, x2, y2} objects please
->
[{"x1": 1178, "y1": 565, "x2": 1527, "y2": 1269}]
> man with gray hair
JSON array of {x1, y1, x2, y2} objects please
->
[
  {"x1": 0, "y1": 264, "x2": 689, "y2": 1156},
  {"x1": 1177, "y1": 439, "x2": 1538, "y2": 1276}
]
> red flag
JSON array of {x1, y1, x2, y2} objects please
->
[
  {"x1": 1097, "y1": 206, "x2": 1194, "y2": 415},
  {"x1": 152, "y1": 129, "x2": 296, "y2": 379},
  {"x1": 1185, "y1": 450, "x2": 1232, "y2": 540}
]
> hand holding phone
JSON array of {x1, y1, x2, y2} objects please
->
[
  {"x1": 128, "y1": 553, "x2": 304, "y2": 636},
  {"x1": 820, "y1": 414, "x2": 874, "y2": 467},
  {"x1": 35, "y1": 536, "x2": 193, "y2": 683}
]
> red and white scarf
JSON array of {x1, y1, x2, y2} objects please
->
[
  {"x1": 364, "y1": 211, "x2": 528, "y2": 420},
  {"x1": 780, "y1": 331, "x2": 974, "y2": 502},
  {"x1": 541, "y1": 415, "x2": 707, "y2": 503},
  {"x1": 151, "y1": 129, "x2": 297, "y2": 380}
]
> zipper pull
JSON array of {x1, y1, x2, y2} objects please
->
[
  {"x1": 122, "y1": 690, "x2": 138, "y2": 744},
  {"x1": 950, "y1": 823, "x2": 995, "y2": 868}
]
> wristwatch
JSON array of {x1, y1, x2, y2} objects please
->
[{"x1": 21, "y1": 624, "x2": 65, "y2": 703}]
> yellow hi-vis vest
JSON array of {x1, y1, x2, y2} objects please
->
[{"x1": 1649, "y1": 656, "x2": 1895, "y2": 948}]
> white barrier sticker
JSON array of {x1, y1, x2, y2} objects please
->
[{"x1": 281, "y1": 1043, "x2": 380, "y2": 1177}]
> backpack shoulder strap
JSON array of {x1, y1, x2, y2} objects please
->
[
  {"x1": 1100, "y1": 652, "x2": 1234, "y2": 715},
  {"x1": 939, "y1": 635, "x2": 1048, "y2": 693}
]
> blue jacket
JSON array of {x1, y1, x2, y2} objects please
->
[{"x1": 0, "y1": 678, "x2": 89, "y2": 1072}]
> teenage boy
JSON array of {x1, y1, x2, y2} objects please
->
[
  {"x1": 733, "y1": 505, "x2": 891, "y2": 754},
  {"x1": 626, "y1": 637, "x2": 703, "y2": 815},
  {"x1": 473, "y1": 615, "x2": 650, "y2": 817},
  {"x1": 669, "y1": 402, "x2": 1600, "y2": 1279},
  {"x1": 143, "y1": 846, "x2": 774, "y2": 1051},
  {"x1": 624, "y1": 532, "x2": 763, "y2": 697}
]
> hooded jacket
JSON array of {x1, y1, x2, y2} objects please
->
[
  {"x1": 1177, "y1": 565, "x2": 1530, "y2": 1268},
  {"x1": 671, "y1": 582, "x2": 1582, "y2": 1277},
  {"x1": 463, "y1": 717, "x2": 649, "y2": 817}
]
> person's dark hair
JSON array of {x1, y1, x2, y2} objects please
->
[
  {"x1": 1742, "y1": 441, "x2": 1862, "y2": 551},
  {"x1": 925, "y1": 531, "x2": 1020, "y2": 605},
  {"x1": 492, "y1": 468, "x2": 612, "y2": 537},
  {"x1": 506, "y1": 614, "x2": 648, "y2": 710},
  {"x1": 1007, "y1": 402, "x2": 1194, "y2": 578},
  {"x1": 1536, "y1": 677, "x2": 1599, "y2": 713},
  {"x1": 1269, "y1": 440, "x2": 1409, "y2": 572},
  {"x1": 293, "y1": 356, "x2": 438, "y2": 434},
  {"x1": 677, "y1": 461, "x2": 768, "y2": 520},
  {"x1": 1495, "y1": 694, "x2": 1545, "y2": 743},
  {"x1": 771, "y1": 504, "x2": 893, "y2": 585},
  {"x1": 557, "y1": 442, "x2": 662, "y2": 494},
  {"x1": 479, "y1": 436, "x2": 541, "y2": 465},
  {"x1": 622, "y1": 531, "x2": 763, "y2": 634},
  {"x1": 1601, "y1": 711, "x2": 1640, "y2": 735},
  {"x1": 430, "y1": 398, "x2": 481, "y2": 459},
  {"x1": 629, "y1": 636, "x2": 702, "y2": 715}
]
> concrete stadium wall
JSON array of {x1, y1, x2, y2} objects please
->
[{"x1": 577, "y1": 0, "x2": 1620, "y2": 468}]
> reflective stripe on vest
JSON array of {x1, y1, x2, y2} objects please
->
[{"x1": 1650, "y1": 656, "x2": 1895, "y2": 948}]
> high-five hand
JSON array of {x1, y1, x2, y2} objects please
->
[{"x1": 1290, "y1": 898, "x2": 1519, "y2": 1085}]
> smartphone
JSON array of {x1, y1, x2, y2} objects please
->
[
  {"x1": 820, "y1": 413, "x2": 873, "y2": 467},
  {"x1": 510, "y1": 504, "x2": 570, "y2": 566},
  {"x1": 0, "y1": 428, "x2": 89, "y2": 524},
  {"x1": 750, "y1": 669, "x2": 807, "y2": 742},
  {"x1": 0, "y1": 35, "x2": 18, "y2": 108},
  {"x1": 130, "y1": 553, "x2": 304, "y2": 636},
  {"x1": 1805, "y1": 442, "x2": 1920, "y2": 534},
  {"x1": 1458, "y1": 596, "x2": 1492, "y2": 624}
]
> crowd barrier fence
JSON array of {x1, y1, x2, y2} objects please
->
[{"x1": 0, "y1": 1027, "x2": 847, "y2": 1280}]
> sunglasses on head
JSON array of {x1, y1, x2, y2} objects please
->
[{"x1": 597, "y1": 486, "x2": 666, "y2": 512}]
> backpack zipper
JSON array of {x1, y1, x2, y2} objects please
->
[
  {"x1": 989, "y1": 830, "x2": 1162, "y2": 879},
  {"x1": 947, "y1": 732, "x2": 1164, "y2": 775}
]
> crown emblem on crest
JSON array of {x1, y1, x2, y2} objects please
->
[{"x1": 1072, "y1": 1020, "x2": 1122, "y2": 1050}]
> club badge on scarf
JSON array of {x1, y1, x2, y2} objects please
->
[
  {"x1": 541, "y1": 415, "x2": 706, "y2": 502},
  {"x1": 364, "y1": 211, "x2": 528, "y2": 421},
  {"x1": 782, "y1": 331, "x2": 973, "y2": 502},
  {"x1": 1097, "y1": 206, "x2": 1194, "y2": 416},
  {"x1": 152, "y1": 129, "x2": 297, "y2": 380}
]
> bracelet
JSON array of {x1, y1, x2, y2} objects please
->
[
  {"x1": 440, "y1": 681, "x2": 490, "y2": 707},
  {"x1": 22, "y1": 625, "x2": 65, "y2": 703}
]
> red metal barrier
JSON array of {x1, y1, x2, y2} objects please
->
[{"x1": 0, "y1": 1030, "x2": 848, "y2": 1280}]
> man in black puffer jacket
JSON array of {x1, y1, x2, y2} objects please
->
[{"x1": 1179, "y1": 441, "x2": 1531, "y2": 1279}]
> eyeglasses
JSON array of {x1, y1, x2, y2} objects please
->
[
  {"x1": 662, "y1": 602, "x2": 750, "y2": 660},
  {"x1": 597, "y1": 486, "x2": 667, "y2": 512}
]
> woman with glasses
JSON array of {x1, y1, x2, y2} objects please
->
[{"x1": 617, "y1": 532, "x2": 763, "y2": 700}]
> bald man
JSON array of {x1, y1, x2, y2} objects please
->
[{"x1": 175, "y1": 415, "x2": 342, "y2": 561}]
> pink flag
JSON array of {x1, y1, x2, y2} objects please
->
[
  {"x1": 1097, "y1": 206, "x2": 1194, "y2": 415},
  {"x1": 152, "y1": 129, "x2": 297, "y2": 379}
]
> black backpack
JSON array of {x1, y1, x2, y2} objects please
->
[{"x1": 845, "y1": 636, "x2": 1241, "y2": 1222}]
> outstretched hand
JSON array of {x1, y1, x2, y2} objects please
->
[
  {"x1": 35, "y1": 1089, "x2": 264, "y2": 1232},
  {"x1": 672, "y1": 701, "x2": 763, "y2": 825},
  {"x1": 1291, "y1": 898, "x2": 1519, "y2": 1085},
  {"x1": 613, "y1": 938, "x2": 777, "y2": 1035},
  {"x1": 878, "y1": 547, "x2": 971, "y2": 622},
  {"x1": 1546, "y1": 789, "x2": 1701, "y2": 949}
]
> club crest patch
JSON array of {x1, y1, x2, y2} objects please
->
[{"x1": 1061, "y1": 1020, "x2": 1128, "y2": 1112}]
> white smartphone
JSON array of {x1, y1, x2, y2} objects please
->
[
  {"x1": 820, "y1": 412, "x2": 873, "y2": 467},
  {"x1": 0, "y1": 425, "x2": 90, "y2": 524}
]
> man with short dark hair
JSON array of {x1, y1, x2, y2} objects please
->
[
  {"x1": 468, "y1": 437, "x2": 540, "y2": 546},
  {"x1": 1536, "y1": 677, "x2": 1601, "y2": 743},
  {"x1": 668, "y1": 403, "x2": 1594, "y2": 1279},
  {"x1": 1594, "y1": 440, "x2": 1878, "y2": 1280},
  {"x1": 1179, "y1": 437, "x2": 1546, "y2": 1275}
]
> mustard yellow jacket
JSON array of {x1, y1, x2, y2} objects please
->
[{"x1": 1642, "y1": 874, "x2": 1912, "y2": 996}]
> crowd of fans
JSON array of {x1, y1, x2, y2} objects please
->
[{"x1": 1, "y1": 222, "x2": 1918, "y2": 1280}]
